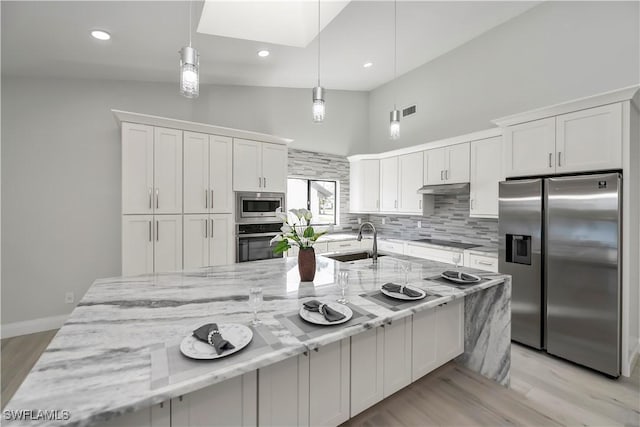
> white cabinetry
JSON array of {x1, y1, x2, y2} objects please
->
[
  {"x1": 259, "y1": 355, "x2": 309, "y2": 427},
  {"x1": 398, "y1": 152, "x2": 424, "y2": 214},
  {"x1": 233, "y1": 139, "x2": 287, "y2": 192},
  {"x1": 326, "y1": 239, "x2": 361, "y2": 253},
  {"x1": 97, "y1": 402, "x2": 170, "y2": 427},
  {"x1": 183, "y1": 214, "x2": 234, "y2": 269},
  {"x1": 122, "y1": 124, "x2": 182, "y2": 214},
  {"x1": 424, "y1": 143, "x2": 470, "y2": 185},
  {"x1": 504, "y1": 103, "x2": 622, "y2": 178},
  {"x1": 122, "y1": 215, "x2": 182, "y2": 276},
  {"x1": 171, "y1": 372, "x2": 257, "y2": 427},
  {"x1": 470, "y1": 136, "x2": 502, "y2": 218},
  {"x1": 349, "y1": 159, "x2": 380, "y2": 213},
  {"x1": 379, "y1": 157, "x2": 399, "y2": 212},
  {"x1": 465, "y1": 253, "x2": 499, "y2": 272},
  {"x1": 183, "y1": 132, "x2": 233, "y2": 214},
  {"x1": 405, "y1": 243, "x2": 464, "y2": 265},
  {"x1": 412, "y1": 300, "x2": 464, "y2": 381},
  {"x1": 309, "y1": 340, "x2": 351, "y2": 427},
  {"x1": 350, "y1": 328, "x2": 384, "y2": 417},
  {"x1": 382, "y1": 318, "x2": 413, "y2": 397},
  {"x1": 378, "y1": 240, "x2": 404, "y2": 255}
]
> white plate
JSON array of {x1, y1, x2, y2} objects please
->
[
  {"x1": 381, "y1": 285, "x2": 427, "y2": 301},
  {"x1": 299, "y1": 302, "x2": 353, "y2": 326},
  {"x1": 440, "y1": 272, "x2": 482, "y2": 284},
  {"x1": 180, "y1": 323, "x2": 253, "y2": 360}
]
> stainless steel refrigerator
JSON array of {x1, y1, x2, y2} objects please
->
[{"x1": 499, "y1": 172, "x2": 621, "y2": 377}]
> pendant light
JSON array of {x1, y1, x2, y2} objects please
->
[
  {"x1": 312, "y1": 0, "x2": 325, "y2": 122},
  {"x1": 179, "y1": 1, "x2": 199, "y2": 98},
  {"x1": 389, "y1": 0, "x2": 400, "y2": 140}
]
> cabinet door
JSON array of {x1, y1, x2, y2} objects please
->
[
  {"x1": 122, "y1": 215, "x2": 154, "y2": 276},
  {"x1": 183, "y1": 214, "x2": 209, "y2": 270},
  {"x1": 470, "y1": 137, "x2": 502, "y2": 218},
  {"x1": 412, "y1": 309, "x2": 438, "y2": 381},
  {"x1": 382, "y1": 317, "x2": 412, "y2": 398},
  {"x1": 96, "y1": 402, "x2": 170, "y2": 427},
  {"x1": 436, "y1": 299, "x2": 464, "y2": 364},
  {"x1": 122, "y1": 123, "x2": 154, "y2": 214},
  {"x1": 172, "y1": 372, "x2": 257, "y2": 427},
  {"x1": 154, "y1": 215, "x2": 182, "y2": 273},
  {"x1": 209, "y1": 135, "x2": 233, "y2": 213},
  {"x1": 504, "y1": 117, "x2": 556, "y2": 177},
  {"x1": 259, "y1": 355, "x2": 309, "y2": 427},
  {"x1": 556, "y1": 103, "x2": 622, "y2": 173},
  {"x1": 154, "y1": 127, "x2": 183, "y2": 214},
  {"x1": 233, "y1": 139, "x2": 262, "y2": 192},
  {"x1": 351, "y1": 159, "x2": 380, "y2": 212},
  {"x1": 309, "y1": 339, "x2": 350, "y2": 427},
  {"x1": 183, "y1": 132, "x2": 209, "y2": 214},
  {"x1": 467, "y1": 253, "x2": 499, "y2": 272},
  {"x1": 398, "y1": 152, "x2": 423, "y2": 214},
  {"x1": 379, "y1": 157, "x2": 399, "y2": 212},
  {"x1": 423, "y1": 148, "x2": 446, "y2": 185},
  {"x1": 446, "y1": 143, "x2": 470, "y2": 184},
  {"x1": 261, "y1": 143, "x2": 288, "y2": 193},
  {"x1": 209, "y1": 214, "x2": 234, "y2": 266},
  {"x1": 350, "y1": 327, "x2": 384, "y2": 417}
]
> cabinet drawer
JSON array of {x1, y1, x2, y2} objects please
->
[
  {"x1": 468, "y1": 254, "x2": 498, "y2": 272},
  {"x1": 326, "y1": 240, "x2": 361, "y2": 253},
  {"x1": 405, "y1": 244, "x2": 460, "y2": 264},
  {"x1": 378, "y1": 240, "x2": 404, "y2": 255}
]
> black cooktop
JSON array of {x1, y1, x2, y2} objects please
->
[{"x1": 411, "y1": 238, "x2": 480, "y2": 250}]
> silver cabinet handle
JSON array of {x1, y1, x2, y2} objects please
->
[
  {"x1": 148, "y1": 188, "x2": 153, "y2": 210},
  {"x1": 445, "y1": 170, "x2": 449, "y2": 180},
  {"x1": 263, "y1": 177, "x2": 267, "y2": 188},
  {"x1": 478, "y1": 260, "x2": 493, "y2": 266},
  {"x1": 548, "y1": 153, "x2": 553, "y2": 168},
  {"x1": 204, "y1": 219, "x2": 208, "y2": 238},
  {"x1": 470, "y1": 199, "x2": 474, "y2": 209},
  {"x1": 558, "y1": 151, "x2": 562, "y2": 167},
  {"x1": 149, "y1": 221, "x2": 152, "y2": 242},
  {"x1": 155, "y1": 188, "x2": 159, "y2": 209},
  {"x1": 156, "y1": 220, "x2": 159, "y2": 241},
  {"x1": 210, "y1": 190, "x2": 214, "y2": 208},
  {"x1": 419, "y1": 199, "x2": 422, "y2": 209},
  {"x1": 394, "y1": 200, "x2": 397, "y2": 208},
  {"x1": 205, "y1": 190, "x2": 208, "y2": 209},
  {"x1": 210, "y1": 219, "x2": 214, "y2": 237},
  {"x1": 258, "y1": 177, "x2": 262, "y2": 188},
  {"x1": 440, "y1": 170, "x2": 444, "y2": 180}
]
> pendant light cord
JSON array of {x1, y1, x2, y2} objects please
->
[
  {"x1": 317, "y1": 0, "x2": 321, "y2": 87},
  {"x1": 393, "y1": 0, "x2": 397, "y2": 109},
  {"x1": 189, "y1": 0, "x2": 192, "y2": 47}
]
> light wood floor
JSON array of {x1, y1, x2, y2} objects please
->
[{"x1": 1, "y1": 332, "x2": 639, "y2": 426}]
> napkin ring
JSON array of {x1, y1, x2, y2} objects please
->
[{"x1": 207, "y1": 330, "x2": 220, "y2": 346}]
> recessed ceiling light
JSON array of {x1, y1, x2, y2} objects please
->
[
  {"x1": 363, "y1": 62, "x2": 373, "y2": 68},
  {"x1": 91, "y1": 30, "x2": 111, "y2": 41},
  {"x1": 257, "y1": 50, "x2": 270, "y2": 58}
]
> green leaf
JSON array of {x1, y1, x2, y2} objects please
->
[
  {"x1": 303, "y1": 226, "x2": 315, "y2": 238},
  {"x1": 312, "y1": 231, "x2": 328, "y2": 241},
  {"x1": 273, "y1": 239, "x2": 291, "y2": 254}
]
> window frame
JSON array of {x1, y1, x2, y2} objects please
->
[{"x1": 287, "y1": 177, "x2": 338, "y2": 226}]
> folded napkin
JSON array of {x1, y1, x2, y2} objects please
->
[
  {"x1": 303, "y1": 300, "x2": 346, "y2": 323},
  {"x1": 382, "y1": 282, "x2": 422, "y2": 297},
  {"x1": 193, "y1": 323, "x2": 235, "y2": 355},
  {"x1": 442, "y1": 271, "x2": 479, "y2": 282}
]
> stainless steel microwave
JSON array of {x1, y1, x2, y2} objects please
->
[{"x1": 235, "y1": 192, "x2": 285, "y2": 223}]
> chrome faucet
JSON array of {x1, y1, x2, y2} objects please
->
[{"x1": 357, "y1": 222, "x2": 378, "y2": 263}]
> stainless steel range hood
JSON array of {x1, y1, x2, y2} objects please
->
[{"x1": 417, "y1": 183, "x2": 470, "y2": 195}]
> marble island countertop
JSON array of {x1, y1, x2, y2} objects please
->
[{"x1": 5, "y1": 255, "x2": 508, "y2": 427}]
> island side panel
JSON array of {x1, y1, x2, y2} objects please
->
[{"x1": 455, "y1": 278, "x2": 511, "y2": 386}]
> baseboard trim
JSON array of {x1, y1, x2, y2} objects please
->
[{"x1": 1, "y1": 314, "x2": 68, "y2": 339}]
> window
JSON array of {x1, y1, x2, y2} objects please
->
[{"x1": 287, "y1": 178, "x2": 338, "y2": 225}]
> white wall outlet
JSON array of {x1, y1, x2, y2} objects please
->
[
  {"x1": 65, "y1": 291, "x2": 75, "y2": 304},
  {"x1": 357, "y1": 217, "x2": 362, "y2": 225},
  {"x1": 382, "y1": 218, "x2": 386, "y2": 225},
  {"x1": 417, "y1": 221, "x2": 422, "y2": 228}
]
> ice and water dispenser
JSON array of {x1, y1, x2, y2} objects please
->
[{"x1": 506, "y1": 234, "x2": 532, "y2": 265}]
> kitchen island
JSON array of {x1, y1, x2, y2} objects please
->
[{"x1": 4, "y1": 254, "x2": 511, "y2": 427}]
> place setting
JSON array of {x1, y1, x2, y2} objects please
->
[{"x1": 424, "y1": 253, "x2": 488, "y2": 289}]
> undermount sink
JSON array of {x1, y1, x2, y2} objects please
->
[{"x1": 324, "y1": 251, "x2": 387, "y2": 263}]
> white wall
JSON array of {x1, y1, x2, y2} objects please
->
[
  {"x1": 367, "y1": 1, "x2": 640, "y2": 153},
  {"x1": 0, "y1": 76, "x2": 368, "y2": 328}
]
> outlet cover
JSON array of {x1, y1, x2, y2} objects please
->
[
  {"x1": 382, "y1": 218, "x2": 386, "y2": 225},
  {"x1": 65, "y1": 292, "x2": 75, "y2": 304},
  {"x1": 357, "y1": 217, "x2": 362, "y2": 225},
  {"x1": 417, "y1": 221, "x2": 422, "y2": 228}
]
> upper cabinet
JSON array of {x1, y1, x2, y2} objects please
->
[
  {"x1": 349, "y1": 159, "x2": 380, "y2": 213},
  {"x1": 504, "y1": 103, "x2": 622, "y2": 178},
  {"x1": 470, "y1": 136, "x2": 502, "y2": 218},
  {"x1": 379, "y1": 157, "x2": 399, "y2": 212},
  {"x1": 122, "y1": 123, "x2": 183, "y2": 214},
  {"x1": 184, "y1": 132, "x2": 233, "y2": 214},
  {"x1": 398, "y1": 152, "x2": 423, "y2": 214},
  {"x1": 233, "y1": 139, "x2": 287, "y2": 193},
  {"x1": 423, "y1": 143, "x2": 470, "y2": 185}
]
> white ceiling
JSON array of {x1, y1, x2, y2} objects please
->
[{"x1": 1, "y1": 1, "x2": 539, "y2": 91}]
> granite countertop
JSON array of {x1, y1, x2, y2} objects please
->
[
  {"x1": 5, "y1": 256, "x2": 507, "y2": 427},
  {"x1": 379, "y1": 236, "x2": 498, "y2": 257}
]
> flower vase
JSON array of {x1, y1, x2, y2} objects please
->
[{"x1": 298, "y1": 247, "x2": 316, "y2": 282}]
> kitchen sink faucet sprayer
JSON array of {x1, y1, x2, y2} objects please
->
[{"x1": 357, "y1": 222, "x2": 378, "y2": 264}]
